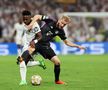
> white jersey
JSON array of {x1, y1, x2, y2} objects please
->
[
  {"x1": 22, "y1": 22, "x2": 41, "y2": 51},
  {"x1": 14, "y1": 22, "x2": 24, "y2": 45}
]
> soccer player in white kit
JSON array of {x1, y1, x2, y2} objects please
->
[
  {"x1": 18, "y1": 10, "x2": 45, "y2": 85},
  {"x1": 13, "y1": 18, "x2": 24, "y2": 56}
]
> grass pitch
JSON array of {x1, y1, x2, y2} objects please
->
[{"x1": 0, "y1": 54, "x2": 108, "y2": 90}]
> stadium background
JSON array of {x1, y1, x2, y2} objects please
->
[
  {"x1": 0, "y1": 0, "x2": 108, "y2": 90},
  {"x1": 0, "y1": 0, "x2": 108, "y2": 55}
]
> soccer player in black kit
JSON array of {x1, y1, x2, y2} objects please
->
[{"x1": 27, "y1": 14, "x2": 86, "y2": 84}]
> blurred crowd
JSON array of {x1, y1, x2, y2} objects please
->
[
  {"x1": 0, "y1": 0, "x2": 108, "y2": 42},
  {"x1": 67, "y1": 17, "x2": 108, "y2": 42},
  {"x1": 66, "y1": 0, "x2": 108, "y2": 12}
]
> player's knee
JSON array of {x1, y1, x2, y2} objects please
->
[
  {"x1": 19, "y1": 61, "x2": 26, "y2": 68},
  {"x1": 51, "y1": 56, "x2": 61, "y2": 65},
  {"x1": 21, "y1": 50, "x2": 32, "y2": 64},
  {"x1": 28, "y1": 46, "x2": 35, "y2": 54},
  {"x1": 54, "y1": 60, "x2": 61, "y2": 65},
  {"x1": 17, "y1": 56, "x2": 23, "y2": 62}
]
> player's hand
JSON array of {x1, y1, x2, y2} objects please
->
[
  {"x1": 77, "y1": 46, "x2": 86, "y2": 50},
  {"x1": 30, "y1": 41, "x2": 35, "y2": 48}
]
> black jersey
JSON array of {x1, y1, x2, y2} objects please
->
[{"x1": 39, "y1": 16, "x2": 67, "y2": 43}]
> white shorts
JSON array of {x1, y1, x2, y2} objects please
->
[{"x1": 22, "y1": 42, "x2": 29, "y2": 54}]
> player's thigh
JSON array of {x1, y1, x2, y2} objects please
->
[
  {"x1": 28, "y1": 46, "x2": 35, "y2": 54},
  {"x1": 51, "y1": 56, "x2": 61, "y2": 65},
  {"x1": 38, "y1": 46, "x2": 56, "y2": 60},
  {"x1": 22, "y1": 44, "x2": 28, "y2": 53}
]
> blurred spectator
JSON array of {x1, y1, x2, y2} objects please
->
[
  {"x1": 103, "y1": 17, "x2": 108, "y2": 41},
  {"x1": 0, "y1": 0, "x2": 108, "y2": 42}
]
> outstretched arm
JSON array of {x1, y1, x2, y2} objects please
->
[
  {"x1": 63, "y1": 39, "x2": 86, "y2": 50},
  {"x1": 26, "y1": 15, "x2": 53, "y2": 30},
  {"x1": 26, "y1": 15, "x2": 42, "y2": 30}
]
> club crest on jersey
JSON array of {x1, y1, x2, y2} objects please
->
[
  {"x1": 46, "y1": 31, "x2": 53, "y2": 36},
  {"x1": 50, "y1": 26, "x2": 53, "y2": 29},
  {"x1": 32, "y1": 27, "x2": 39, "y2": 33},
  {"x1": 55, "y1": 31, "x2": 59, "y2": 34}
]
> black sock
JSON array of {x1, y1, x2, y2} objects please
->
[
  {"x1": 21, "y1": 50, "x2": 31, "y2": 65},
  {"x1": 54, "y1": 64, "x2": 60, "y2": 82}
]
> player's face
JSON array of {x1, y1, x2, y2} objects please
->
[
  {"x1": 57, "y1": 19, "x2": 68, "y2": 29},
  {"x1": 23, "y1": 15, "x2": 31, "y2": 25}
]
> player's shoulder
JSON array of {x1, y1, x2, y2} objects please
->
[
  {"x1": 59, "y1": 28, "x2": 65, "y2": 34},
  {"x1": 14, "y1": 22, "x2": 19, "y2": 27},
  {"x1": 43, "y1": 16, "x2": 56, "y2": 23},
  {"x1": 32, "y1": 22, "x2": 40, "y2": 28},
  {"x1": 49, "y1": 17, "x2": 56, "y2": 22}
]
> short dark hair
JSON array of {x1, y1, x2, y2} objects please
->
[{"x1": 22, "y1": 10, "x2": 31, "y2": 16}]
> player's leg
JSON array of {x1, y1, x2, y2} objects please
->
[
  {"x1": 17, "y1": 44, "x2": 22, "y2": 56},
  {"x1": 18, "y1": 45, "x2": 46, "y2": 85},
  {"x1": 18, "y1": 45, "x2": 33, "y2": 85},
  {"x1": 51, "y1": 56, "x2": 60, "y2": 81},
  {"x1": 19, "y1": 58, "x2": 27, "y2": 85},
  {"x1": 16, "y1": 45, "x2": 22, "y2": 65},
  {"x1": 26, "y1": 46, "x2": 46, "y2": 69},
  {"x1": 51, "y1": 56, "x2": 65, "y2": 84},
  {"x1": 27, "y1": 61, "x2": 40, "y2": 67},
  {"x1": 17, "y1": 45, "x2": 35, "y2": 65},
  {"x1": 19, "y1": 50, "x2": 32, "y2": 85},
  {"x1": 27, "y1": 58, "x2": 46, "y2": 69},
  {"x1": 19, "y1": 53, "x2": 46, "y2": 84},
  {"x1": 38, "y1": 46, "x2": 65, "y2": 84},
  {"x1": 18, "y1": 46, "x2": 45, "y2": 75},
  {"x1": 19, "y1": 51, "x2": 36, "y2": 85}
]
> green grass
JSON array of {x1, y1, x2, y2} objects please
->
[{"x1": 0, "y1": 55, "x2": 108, "y2": 90}]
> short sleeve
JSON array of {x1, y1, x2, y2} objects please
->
[
  {"x1": 41, "y1": 15, "x2": 54, "y2": 24},
  {"x1": 32, "y1": 22, "x2": 41, "y2": 34},
  {"x1": 58, "y1": 30, "x2": 67, "y2": 40}
]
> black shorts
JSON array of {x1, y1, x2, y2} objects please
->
[{"x1": 35, "y1": 43, "x2": 56, "y2": 60}]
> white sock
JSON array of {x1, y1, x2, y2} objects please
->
[
  {"x1": 20, "y1": 61, "x2": 27, "y2": 81},
  {"x1": 27, "y1": 61, "x2": 40, "y2": 67}
]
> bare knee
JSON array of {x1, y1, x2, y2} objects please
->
[
  {"x1": 51, "y1": 56, "x2": 61, "y2": 65},
  {"x1": 28, "y1": 46, "x2": 35, "y2": 54}
]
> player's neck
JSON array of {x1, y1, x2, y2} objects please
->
[{"x1": 26, "y1": 20, "x2": 32, "y2": 25}]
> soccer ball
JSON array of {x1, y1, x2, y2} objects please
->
[{"x1": 31, "y1": 75, "x2": 42, "y2": 86}]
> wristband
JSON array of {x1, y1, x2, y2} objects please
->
[{"x1": 34, "y1": 39, "x2": 38, "y2": 43}]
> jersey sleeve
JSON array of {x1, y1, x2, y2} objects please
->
[
  {"x1": 32, "y1": 22, "x2": 41, "y2": 34},
  {"x1": 41, "y1": 15, "x2": 54, "y2": 24},
  {"x1": 58, "y1": 30, "x2": 67, "y2": 40}
]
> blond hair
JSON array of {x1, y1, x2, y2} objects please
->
[{"x1": 61, "y1": 16, "x2": 71, "y2": 23}]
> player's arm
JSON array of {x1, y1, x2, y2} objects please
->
[
  {"x1": 26, "y1": 15, "x2": 42, "y2": 30},
  {"x1": 63, "y1": 39, "x2": 86, "y2": 50},
  {"x1": 32, "y1": 15, "x2": 53, "y2": 22},
  {"x1": 59, "y1": 29, "x2": 86, "y2": 50},
  {"x1": 35, "y1": 31, "x2": 42, "y2": 41},
  {"x1": 30, "y1": 31, "x2": 42, "y2": 48},
  {"x1": 27, "y1": 15, "x2": 53, "y2": 29}
]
